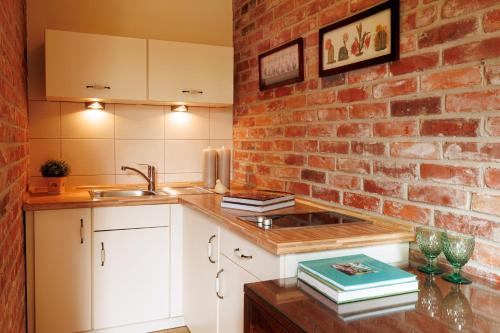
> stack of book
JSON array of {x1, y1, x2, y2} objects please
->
[
  {"x1": 220, "y1": 191, "x2": 295, "y2": 212},
  {"x1": 298, "y1": 254, "x2": 419, "y2": 321}
]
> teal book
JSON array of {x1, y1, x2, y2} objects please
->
[{"x1": 298, "y1": 254, "x2": 416, "y2": 291}]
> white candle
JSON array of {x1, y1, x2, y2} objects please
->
[
  {"x1": 217, "y1": 146, "x2": 231, "y2": 189},
  {"x1": 203, "y1": 147, "x2": 217, "y2": 189}
]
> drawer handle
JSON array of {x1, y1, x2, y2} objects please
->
[
  {"x1": 80, "y1": 219, "x2": 84, "y2": 244},
  {"x1": 101, "y1": 242, "x2": 106, "y2": 266},
  {"x1": 86, "y1": 84, "x2": 111, "y2": 90},
  {"x1": 234, "y1": 248, "x2": 253, "y2": 260},
  {"x1": 181, "y1": 89, "x2": 203, "y2": 95},
  {"x1": 216, "y1": 269, "x2": 224, "y2": 299},
  {"x1": 208, "y1": 234, "x2": 216, "y2": 264}
]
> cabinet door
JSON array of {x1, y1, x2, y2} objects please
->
[
  {"x1": 183, "y1": 207, "x2": 220, "y2": 333},
  {"x1": 219, "y1": 255, "x2": 259, "y2": 333},
  {"x1": 148, "y1": 39, "x2": 233, "y2": 104},
  {"x1": 93, "y1": 227, "x2": 170, "y2": 329},
  {"x1": 45, "y1": 29, "x2": 147, "y2": 101},
  {"x1": 34, "y1": 208, "x2": 92, "y2": 333}
]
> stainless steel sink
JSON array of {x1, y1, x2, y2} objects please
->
[
  {"x1": 89, "y1": 189, "x2": 159, "y2": 199},
  {"x1": 88, "y1": 186, "x2": 210, "y2": 199}
]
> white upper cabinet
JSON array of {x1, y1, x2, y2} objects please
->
[
  {"x1": 44, "y1": 30, "x2": 233, "y2": 105},
  {"x1": 45, "y1": 29, "x2": 147, "y2": 102},
  {"x1": 148, "y1": 39, "x2": 234, "y2": 105}
]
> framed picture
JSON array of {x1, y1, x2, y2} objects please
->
[
  {"x1": 258, "y1": 38, "x2": 304, "y2": 90},
  {"x1": 319, "y1": 0, "x2": 399, "y2": 77}
]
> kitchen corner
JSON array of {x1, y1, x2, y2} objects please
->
[{"x1": 24, "y1": 181, "x2": 415, "y2": 332}]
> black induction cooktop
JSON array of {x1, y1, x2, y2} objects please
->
[{"x1": 238, "y1": 211, "x2": 372, "y2": 230}]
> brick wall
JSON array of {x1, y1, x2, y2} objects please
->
[
  {"x1": 0, "y1": 0, "x2": 28, "y2": 332},
  {"x1": 233, "y1": 0, "x2": 500, "y2": 281}
]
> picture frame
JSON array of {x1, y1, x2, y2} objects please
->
[
  {"x1": 319, "y1": 0, "x2": 399, "y2": 77},
  {"x1": 258, "y1": 38, "x2": 304, "y2": 91}
]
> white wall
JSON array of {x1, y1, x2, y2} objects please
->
[{"x1": 29, "y1": 101, "x2": 233, "y2": 188}]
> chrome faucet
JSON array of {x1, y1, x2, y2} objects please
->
[{"x1": 121, "y1": 164, "x2": 156, "y2": 192}]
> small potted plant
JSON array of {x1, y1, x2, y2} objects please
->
[{"x1": 40, "y1": 159, "x2": 71, "y2": 194}]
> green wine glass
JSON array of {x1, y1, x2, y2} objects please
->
[
  {"x1": 416, "y1": 226, "x2": 444, "y2": 275},
  {"x1": 441, "y1": 231, "x2": 475, "y2": 285}
]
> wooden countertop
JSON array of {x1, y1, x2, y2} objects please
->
[
  {"x1": 24, "y1": 186, "x2": 414, "y2": 255},
  {"x1": 179, "y1": 194, "x2": 414, "y2": 255}
]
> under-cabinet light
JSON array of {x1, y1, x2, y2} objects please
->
[
  {"x1": 170, "y1": 105, "x2": 188, "y2": 112},
  {"x1": 85, "y1": 101, "x2": 105, "y2": 110}
]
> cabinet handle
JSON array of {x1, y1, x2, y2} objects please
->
[
  {"x1": 101, "y1": 242, "x2": 106, "y2": 266},
  {"x1": 216, "y1": 269, "x2": 224, "y2": 299},
  {"x1": 86, "y1": 84, "x2": 111, "y2": 90},
  {"x1": 208, "y1": 234, "x2": 216, "y2": 264},
  {"x1": 181, "y1": 89, "x2": 203, "y2": 95},
  {"x1": 234, "y1": 248, "x2": 253, "y2": 260},
  {"x1": 80, "y1": 219, "x2": 84, "y2": 244}
]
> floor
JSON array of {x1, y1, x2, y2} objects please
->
[{"x1": 155, "y1": 327, "x2": 189, "y2": 333}]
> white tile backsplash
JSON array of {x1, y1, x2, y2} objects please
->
[
  {"x1": 115, "y1": 104, "x2": 165, "y2": 139},
  {"x1": 28, "y1": 101, "x2": 60, "y2": 138},
  {"x1": 62, "y1": 139, "x2": 115, "y2": 175},
  {"x1": 165, "y1": 140, "x2": 210, "y2": 173},
  {"x1": 115, "y1": 140, "x2": 164, "y2": 173},
  {"x1": 165, "y1": 106, "x2": 210, "y2": 139},
  {"x1": 210, "y1": 107, "x2": 233, "y2": 139},
  {"x1": 28, "y1": 101, "x2": 232, "y2": 186},
  {"x1": 61, "y1": 102, "x2": 115, "y2": 138},
  {"x1": 163, "y1": 173, "x2": 202, "y2": 182},
  {"x1": 66, "y1": 175, "x2": 117, "y2": 188}
]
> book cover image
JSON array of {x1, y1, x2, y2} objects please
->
[{"x1": 332, "y1": 262, "x2": 377, "y2": 276}]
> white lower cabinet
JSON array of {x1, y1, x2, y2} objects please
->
[
  {"x1": 93, "y1": 227, "x2": 170, "y2": 329},
  {"x1": 28, "y1": 204, "x2": 410, "y2": 333},
  {"x1": 33, "y1": 208, "x2": 92, "y2": 333},
  {"x1": 28, "y1": 204, "x2": 178, "y2": 333},
  {"x1": 183, "y1": 207, "x2": 267, "y2": 333},
  {"x1": 183, "y1": 207, "x2": 220, "y2": 333},
  {"x1": 181, "y1": 206, "x2": 410, "y2": 333},
  {"x1": 218, "y1": 255, "x2": 258, "y2": 333}
]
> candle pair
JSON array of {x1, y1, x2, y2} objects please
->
[{"x1": 202, "y1": 147, "x2": 231, "y2": 189}]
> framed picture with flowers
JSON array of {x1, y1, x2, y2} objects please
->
[
  {"x1": 319, "y1": 0, "x2": 399, "y2": 77},
  {"x1": 258, "y1": 38, "x2": 304, "y2": 90}
]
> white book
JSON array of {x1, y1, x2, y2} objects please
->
[
  {"x1": 220, "y1": 200, "x2": 295, "y2": 212},
  {"x1": 298, "y1": 280, "x2": 418, "y2": 315},
  {"x1": 297, "y1": 270, "x2": 419, "y2": 304}
]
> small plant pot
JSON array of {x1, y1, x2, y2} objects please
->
[{"x1": 45, "y1": 177, "x2": 67, "y2": 194}]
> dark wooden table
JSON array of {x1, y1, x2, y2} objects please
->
[{"x1": 244, "y1": 268, "x2": 500, "y2": 332}]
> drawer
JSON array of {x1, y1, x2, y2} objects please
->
[
  {"x1": 93, "y1": 205, "x2": 170, "y2": 231},
  {"x1": 220, "y1": 227, "x2": 280, "y2": 281}
]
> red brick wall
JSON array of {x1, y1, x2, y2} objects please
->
[
  {"x1": 0, "y1": 0, "x2": 28, "y2": 331},
  {"x1": 233, "y1": 0, "x2": 500, "y2": 281}
]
